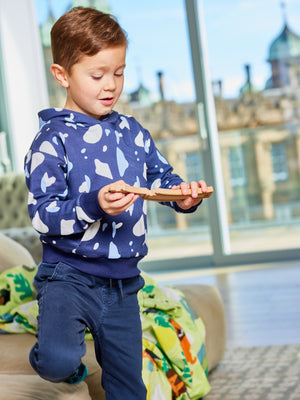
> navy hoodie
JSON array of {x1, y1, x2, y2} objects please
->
[{"x1": 24, "y1": 108, "x2": 198, "y2": 278}]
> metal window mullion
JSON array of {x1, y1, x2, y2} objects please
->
[{"x1": 184, "y1": 0, "x2": 231, "y2": 259}]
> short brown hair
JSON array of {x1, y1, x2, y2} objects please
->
[{"x1": 51, "y1": 7, "x2": 127, "y2": 74}]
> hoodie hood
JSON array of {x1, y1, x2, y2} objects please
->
[{"x1": 38, "y1": 108, "x2": 119, "y2": 130}]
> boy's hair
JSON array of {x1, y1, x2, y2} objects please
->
[{"x1": 51, "y1": 7, "x2": 127, "y2": 74}]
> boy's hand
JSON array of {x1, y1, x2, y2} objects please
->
[
  {"x1": 98, "y1": 180, "x2": 139, "y2": 216},
  {"x1": 173, "y1": 180, "x2": 208, "y2": 210}
]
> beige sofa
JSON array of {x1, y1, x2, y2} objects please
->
[{"x1": 0, "y1": 232, "x2": 226, "y2": 399}]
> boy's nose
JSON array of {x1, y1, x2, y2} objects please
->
[{"x1": 103, "y1": 75, "x2": 116, "y2": 91}]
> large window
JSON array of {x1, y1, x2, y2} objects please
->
[
  {"x1": 199, "y1": 0, "x2": 300, "y2": 257},
  {"x1": 32, "y1": 0, "x2": 300, "y2": 267}
]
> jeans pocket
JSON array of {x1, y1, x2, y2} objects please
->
[
  {"x1": 123, "y1": 275, "x2": 145, "y2": 298},
  {"x1": 34, "y1": 263, "x2": 58, "y2": 282},
  {"x1": 34, "y1": 262, "x2": 59, "y2": 298}
]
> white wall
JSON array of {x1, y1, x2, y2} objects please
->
[{"x1": 0, "y1": 0, "x2": 48, "y2": 172}]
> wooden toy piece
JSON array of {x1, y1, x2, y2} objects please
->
[{"x1": 108, "y1": 183, "x2": 214, "y2": 202}]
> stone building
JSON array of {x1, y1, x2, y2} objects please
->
[{"x1": 211, "y1": 17, "x2": 300, "y2": 224}]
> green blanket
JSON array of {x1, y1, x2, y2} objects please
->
[{"x1": 0, "y1": 265, "x2": 210, "y2": 399}]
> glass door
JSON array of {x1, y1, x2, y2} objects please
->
[{"x1": 186, "y1": 0, "x2": 300, "y2": 264}]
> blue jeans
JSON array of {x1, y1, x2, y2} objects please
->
[{"x1": 30, "y1": 262, "x2": 147, "y2": 400}]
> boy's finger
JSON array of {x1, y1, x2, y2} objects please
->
[
  {"x1": 198, "y1": 180, "x2": 207, "y2": 192},
  {"x1": 179, "y1": 182, "x2": 190, "y2": 195}
]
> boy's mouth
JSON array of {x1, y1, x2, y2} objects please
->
[{"x1": 100, "y1": 97, "x2": 114, "y2": 106}]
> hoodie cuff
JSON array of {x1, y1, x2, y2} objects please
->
[
  {"x1": 78, "y1": 190, "x2": 104, "y2": 221},
  {"x1": 171, "y1": 201, "x2": 202, "y2": 214}
]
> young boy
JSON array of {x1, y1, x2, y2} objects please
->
[{"x1": 24, "y1": 7, "x2": 208, "y2": 399}]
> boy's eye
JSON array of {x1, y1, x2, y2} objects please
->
[
  {"x1": 115, "y1": 71, "x2": 124, "y2": 77},
  {"x1": 92, "y1": 75, "x2": 102, "y2": 80}
]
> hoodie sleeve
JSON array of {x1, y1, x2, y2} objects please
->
[
  {"x1": 144, "y1": 129, "x2": 200, "y2": 214},
  {"x1": 24, "y1": 136, "x2": 104, "y2": 237}
]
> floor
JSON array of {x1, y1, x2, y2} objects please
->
[
  {"x1": 146, "y1": 224, "x2": 300, "y2": 261},
  {"x1": 151, "y1": 260, "x2": 300, "y2": 348}
]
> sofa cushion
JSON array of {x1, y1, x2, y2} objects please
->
[
  {"x1": 0, "y1": 232, "x2": 35, "y2": 272},
  {"x1": 0, "y1": 374, "x2": 91, "y2": 400}
]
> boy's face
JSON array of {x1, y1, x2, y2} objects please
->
[{"x1": 63, "y1": 45, "x2": 126, "y2": 119}]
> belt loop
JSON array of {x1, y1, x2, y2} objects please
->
[{"x1": 110, "y1": 278, "x2": 113, "y2": 289}]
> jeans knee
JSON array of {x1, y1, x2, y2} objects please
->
[{"x1": 30, "y1": 344, "x2": 81, "y2": 382}]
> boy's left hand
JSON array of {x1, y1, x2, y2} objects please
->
[{"x1": 173, "y1": 180, "x2": 208, "y2": 210}]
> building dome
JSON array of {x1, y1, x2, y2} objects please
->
[{"x1": 268, "y1": 24, "x2": 300, "y2": 61}]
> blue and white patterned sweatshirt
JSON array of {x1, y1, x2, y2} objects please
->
[{"x1": 24, "y1": 108, "x2": 198, "y2": 278}]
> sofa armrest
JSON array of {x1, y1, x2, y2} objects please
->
[{"x1": 176, "y1": 284, "x2": 226, "y2": 371}]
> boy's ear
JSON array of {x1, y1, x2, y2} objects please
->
[{"x1": 50, "y1": 64, "x2": 69, "y2": 88}]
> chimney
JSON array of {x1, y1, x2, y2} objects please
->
[
  {"x1": 157, "y1": 71, "x2": 165, "y2": 102},
  {"x1": 245, "y1": 64, "x2": 252, "y2": 93},
  {"x1": 212, "y1": 80, "x2": 223, "y2": 98},
  {"x1": 218, "y1": 80, "x2": 223, "y2": 98}
]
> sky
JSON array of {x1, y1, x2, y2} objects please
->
[{"x1": 35, "y1": 0, "x2": 300, "y2": 102}]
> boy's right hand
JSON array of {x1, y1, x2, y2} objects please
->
[{"x1": 98, "y1": 180, "x2": 139, "y2": 216}]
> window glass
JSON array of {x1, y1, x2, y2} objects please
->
[
  {"x1": 271, "y1": 143, "x2": 288, "y2": 182},
  {"x1": 0, "y1": 49, "x2": 13, "y2": 174},
  {"x1": 229, "y1": 145, "x2": 247, "y2": 187},
  {"x1": 203, "y1": 0, "x2": 300, "y2": 253}
]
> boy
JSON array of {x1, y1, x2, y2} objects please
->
[{"x1": 24, "y1": 7, "x2": 208, "y2": 399}]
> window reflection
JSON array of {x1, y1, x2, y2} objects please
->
[
  {"x1": 271, "y1": 143, "x2": 288, "y2": 182},
  {"x1": 229, "y1": 146, "x2": 247, "y2": 188},
  {"x1": 205, "y1": 0, "x2": 300, "y2": 253}
]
